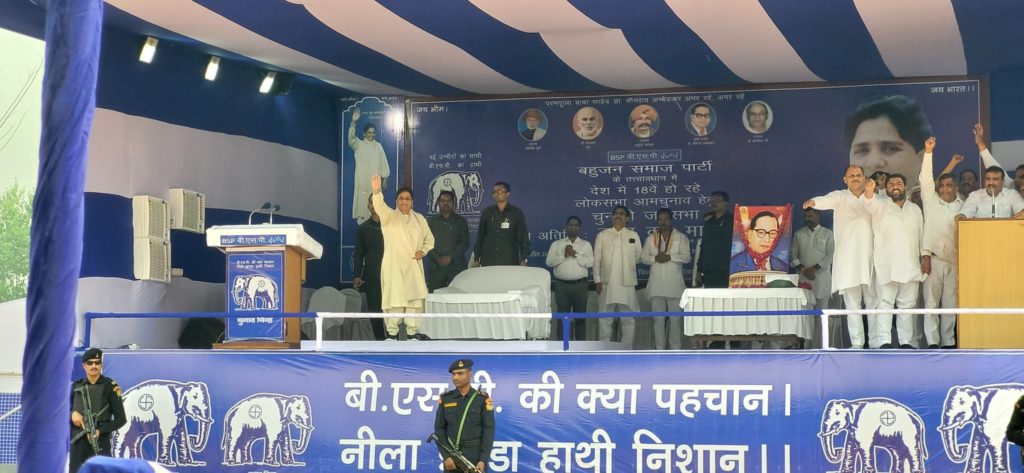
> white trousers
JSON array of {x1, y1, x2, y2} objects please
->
[
  {"x1": 841, "y1": 284, "x2": 876, "y2": 349},
  {"x1": 650, "y1": 296, "x2": 682, "y2": 350},
  {"x1": 875, "y1": 279, "x2": 921, "y2": 347},
  {"x1": 599, "y1": 304, "x2": 635, "y2": 347},
  {"x1": 384, "y1": 306, "x2": 421, "y2": 336},
  {"x1": 922, "y1": 257, "x2": 957, "y2": 347}
]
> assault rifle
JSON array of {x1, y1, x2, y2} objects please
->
[
  {"x1": 427, "y1": 433, "x2": 481, "y2": 473},
  {"x1": 72, "y1": 385, "x2": 108, "y2": 454}
]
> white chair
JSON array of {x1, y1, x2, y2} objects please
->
[
  {"x1": 339, "y1": 288, "x2": 375, "y2": 340},
  {"x1": 305, "y1": 287, "x2": 346, "y2": 340}
]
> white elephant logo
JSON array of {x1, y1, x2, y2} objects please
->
[
  {"x1": 231, "y1": 275, "x2": 279, "y2": 311},
  {"x1": 222, "y1": 393, "x2": 315, "y2": 467},
  {"x1": 939, "y1": 383, "x2": 1024, "y2": 473},
  {"x1": 819, "y1": 397, "x2": 928, "y2": 473},
  {"x1": 111, "y1": 380, "x2": 213, "y2": 467},
  {"x1": 427, "y1": 171, "x2": 483, "y2": 214}
]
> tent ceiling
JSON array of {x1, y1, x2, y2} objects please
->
[{"x1": 99, "y1": 0, "x2": 1024, "y2": 97}]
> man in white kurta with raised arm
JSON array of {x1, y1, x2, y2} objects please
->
[
  {"x1": 919, "y1": 137, "x2": 962, "y2": 348},
  {"x1": 349, "y1": 108, "x2": 391, "y2": 223},
  {"x1": 863, "y1": 173, "x2": 924, "y2": 348},
  {"x1": 803, "y1": 165, "x2": 875, "y2": 349},
  {"x1": 642, "y1": 208, "x2": 691, "y2": 350},
  {"x1": 594, "y1": 206, "x2": 643, "y2": 347}
]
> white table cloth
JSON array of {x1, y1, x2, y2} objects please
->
[
  {"x1": 420, "y1": 293, "x2": 547, "y2": 340},
  {"x1": 681, "y1": 288, "x2": 815, "y2": 338}
]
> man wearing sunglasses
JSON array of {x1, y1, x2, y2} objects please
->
[{"x1": 70, "y1": 348, "x2": 126, "y2": 472}]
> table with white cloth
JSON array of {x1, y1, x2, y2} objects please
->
[
  {"x1": 419, "y1": 293, "x2": 550, "y2": 340},
  {"x1": 681, "y1": 288, "x2": 816, "y2": 341}
]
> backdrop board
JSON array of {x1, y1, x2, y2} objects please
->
[
  {"x1": 93, "y1": 351, "x2": 1024, "y2": 472},
  {"x1": 340, "y1": 96, "x2": 407, "y2": 282},
  {"x1": 407, "y1": 80, "x2": 982, "y2": 282}
]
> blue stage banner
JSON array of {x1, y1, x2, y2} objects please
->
[
  {"x1": 225, "y1": 252, "x2": 284, "y2": 340},
  {"x1": 100, "y1": 351, "x2": 1024, "y2": 472},
  {"x1": 407, "y1": 80, "x2": 982, "y2": 280}
]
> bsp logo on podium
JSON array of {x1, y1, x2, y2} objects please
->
[{"x1": 226, "y1": 252, "x2": 284, "y2": 341}]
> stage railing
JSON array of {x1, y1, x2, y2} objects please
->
[{"x1": 84, "y1": 308, "x2": 1024, "y2": 351}]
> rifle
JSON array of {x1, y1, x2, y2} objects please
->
[
  {"x1": 72, "y1": 385, "x2": 108, "y2": 454},
  {"x1": 427, "y1": 433, "x2": 481, "y2": 473}
]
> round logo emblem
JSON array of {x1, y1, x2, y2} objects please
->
[
  {"x1": 879, "y1": 409, "x2": 896, "y2": 426},
  {"x1": 138, "y1": 394, "x2": 154, "y2": 412}
]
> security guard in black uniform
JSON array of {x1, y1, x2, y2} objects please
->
[
  {"x1": 70, "y1": 348, "x2": 127, "y2": 473},
  {"x1": 434, "y1": 359, "x2": 495, "y2": 472},
  {"x1": 1006, "y1": 394, "x2": 1024, "y2": 466}
]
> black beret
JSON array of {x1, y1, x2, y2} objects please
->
[
  {"x1": 448, "y1": 359, "x2": 473, "y2": 373},
  {"x1": 82, "y1": 348, "x2": 103, "y2": 362}
]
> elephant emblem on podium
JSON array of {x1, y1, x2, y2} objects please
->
[
  {"x1": 939, "y1": 383, "x2": 1024, "y2": 473},
  {"x1": 111, "y1": 380, "x2": 213, "y2": 466},
  {"x1": 232, "y1": 274, "x2": 279, "y2": 310},
  {"x1": 819, "y1": 397, "x2": 928, "y2": 473},
  {"x1": 427, "y1": 171, "x2": 482, "y2": 214},
  {"x1": 221, "y1": 393, "x2": 315, "y2": 466}
]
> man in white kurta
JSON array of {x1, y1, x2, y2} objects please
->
[
  {"x1": 863, "y1": 175, "x2": 924, "y2": 348},
  {"x1": 350, "y1": 109, "x2": 391, "y2": 224},
  {"x1": 957, "y1": 170, "x2": 1024, "y2": 218},
  {"x1": 790, "y1": 208, "x2": 834, "y2": 310},
  {"x1": 594, "y1": 206, "x2": 643, "y2": 347},
  {"x1": 804, "y1": 165, "x2": 875, "y2": 348},
  {"x1": 641, "y1": 209, "x2": 691, "y2": 349},
  {"x1": 920, "y1": 138, "x2": 962, "y2": 348},
  {"x1": 545, "y1": 216, "x2": 594, "y2": 341},
  {"x1": 372, "y1": 181, "x2": 434, "y2": 340}
]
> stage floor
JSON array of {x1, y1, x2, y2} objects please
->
[{"x1": 300, "y1": 340, "x2": 627, "y2": 352}]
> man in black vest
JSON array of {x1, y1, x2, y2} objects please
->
[
  {"x1": 353, "y1": 196, "x2": 387, "y2": 339},
  {"x1": 70, "y1": 348, "x2": 126, "y2": 473},
  {"x1": 434, "y1": 359, "x2": 495, "y2": 472}
]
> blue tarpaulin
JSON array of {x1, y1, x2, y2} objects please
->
[{"x1": 18, "y1": 0, "x2": 103, "y2": 472}]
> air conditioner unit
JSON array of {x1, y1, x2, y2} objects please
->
[
  {"x1": 168, "y1": 188, "x2": 206, "y2": 233},
  {"x1": 132, "y1": 195, "x2": 169, "y2": 240},
  {"x1": 133, "y1": 237, "x2": 170, "y2": 282}
]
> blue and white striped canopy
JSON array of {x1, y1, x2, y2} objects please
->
[{"x1": 101, "y1": 0, "x2": 1024, "y2": 97}]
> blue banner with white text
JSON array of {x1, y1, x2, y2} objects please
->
[
  {"x1": 225, "y1": 251, "x2": 284, "y2": 340},
  {"x1": 408, "y1": 80, "x2": 982, "y2": 281},
  {"x1": 98, "y1": 350, "x2": 1024, "y2": 472}
]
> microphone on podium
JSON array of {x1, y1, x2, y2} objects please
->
[
  {"x1": 268, "y1": 204, "x2": 281, "y2": 224},
  {"x1": 986, "y1": 187, "x2": 996, "y2": 218},
  {"x1": 248, "y1": 202, "x2": 271, "y2": 225}
]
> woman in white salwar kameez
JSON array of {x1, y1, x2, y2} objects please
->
[{"x1": 371, "y1": 175, "x2": 434, "y2": 340}]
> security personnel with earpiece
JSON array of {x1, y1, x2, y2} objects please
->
[{"x1": 434, "y1": 359, "x2": 495, "y2": 472}]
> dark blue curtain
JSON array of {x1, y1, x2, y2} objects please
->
[{"x1": 18, "y1": 0, "x2": 103, "y2": 471}]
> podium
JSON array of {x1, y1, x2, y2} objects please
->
[
  {"x1": 957, "y1": 218, "x2": 1024, "y2": 348},
  {"x1": 206, "y1": 224, "x2": 323, "y2": 348}
]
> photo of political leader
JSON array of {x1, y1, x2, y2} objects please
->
[
  {"x1": 518, "y1": 108, "x2": 548, "y2": 142},
  {"x1": 573, "y1": 106, "x2": 604, "y2": 140},
  {"x1": 729, "y1": 204, "x2": 792, "y2": 275},
  {"x1": 685, "y1": 102, "x2": 716, "y2": 137},
  {"x1": 628, "y1": 104, "x2": 659, "y2": 139},
  {"x1": 742, "y1": 100, "x2": 773, "y2": 134},
  {"x1": 846, "y1": 94, "x2": 932, "y2": 191}
]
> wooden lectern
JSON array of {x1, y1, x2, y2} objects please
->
[
  {"x1": 206, "y1": 224, "x2": 323, "y2": 348},
  {"x1": 957, "y1": 218, "x2": 1024, "y2": 348}
]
